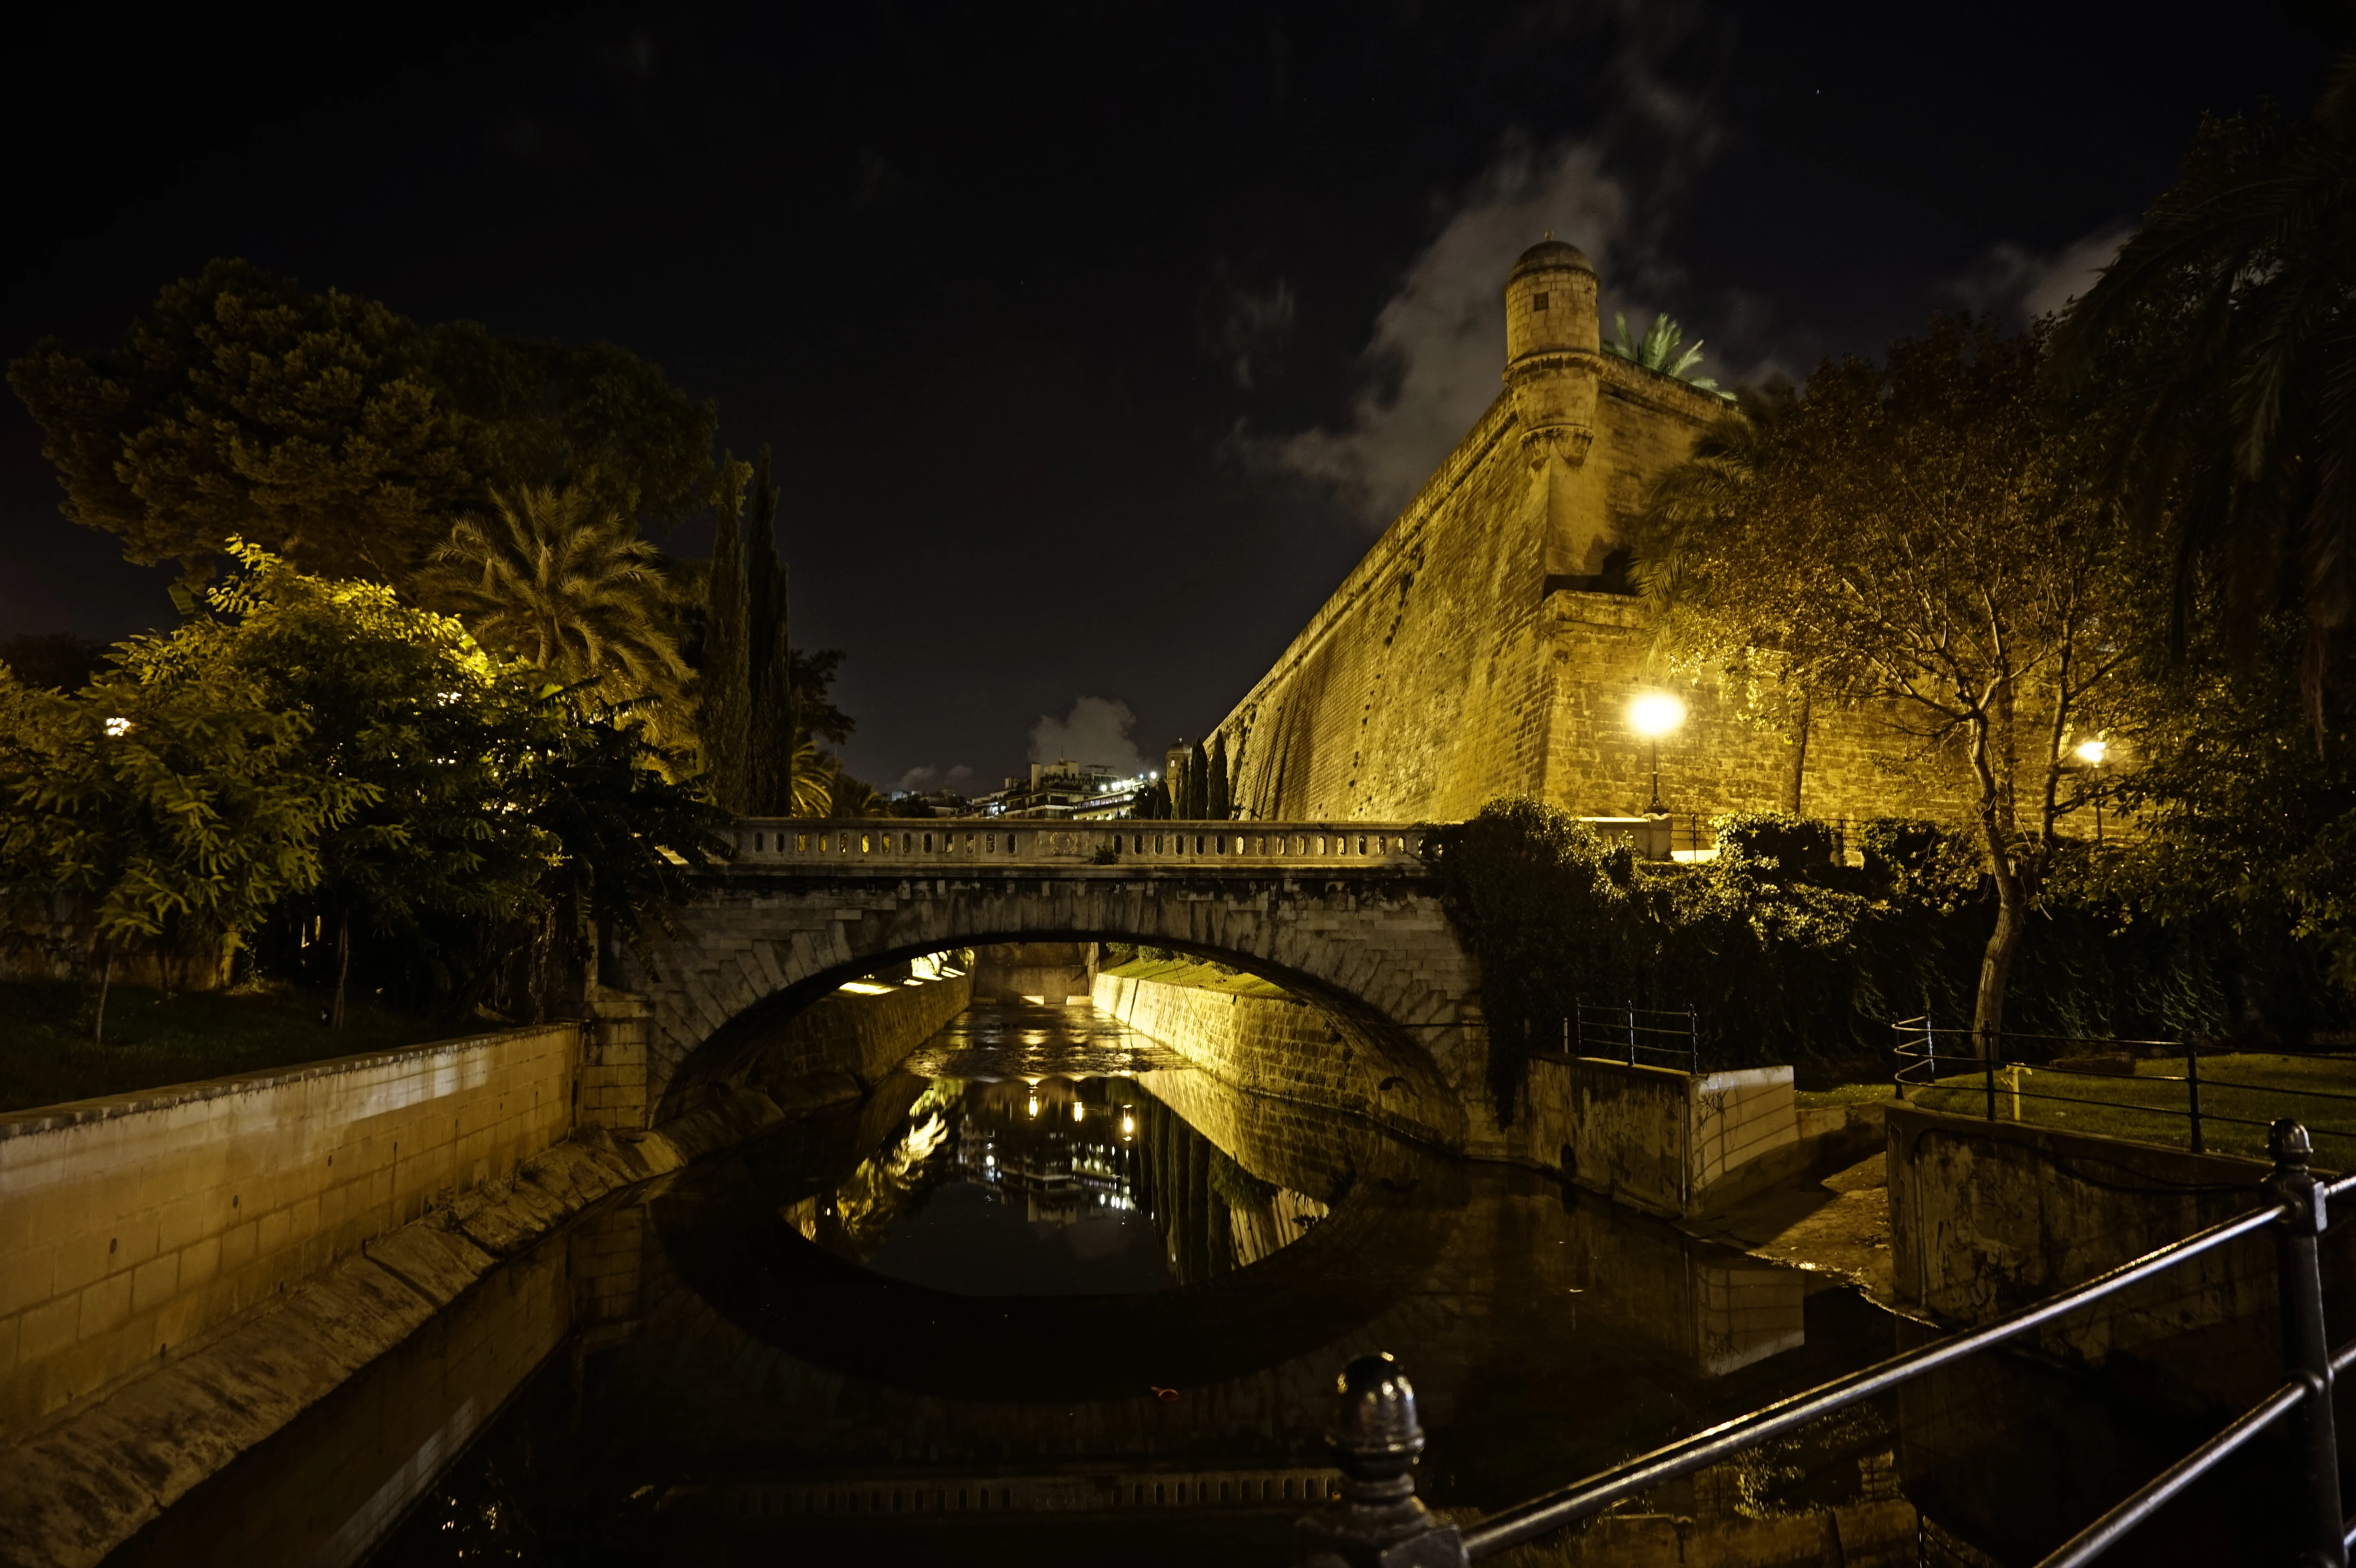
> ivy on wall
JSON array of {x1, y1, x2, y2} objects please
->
[{"x1": 1421, "y1": 799, "x2": 2333, "y2": 1124}]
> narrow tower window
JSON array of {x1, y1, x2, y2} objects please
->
[{"x1": 1533, "y1": 292, "x2": 1551, "y2": 311}]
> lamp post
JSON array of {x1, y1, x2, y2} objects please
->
[
  {"x1": 1628, "y1": 691, "x2": 1687, "y2": 816},
  {"x1": 2074, "y1": 737, "x2": 2107, "y2": 843}
]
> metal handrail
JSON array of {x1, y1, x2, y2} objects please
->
[{"x1": 1293, "y1": 1121, "x2": 2350, "y2": 1567}]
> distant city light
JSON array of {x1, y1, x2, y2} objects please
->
[
  {"x1": 1121, "y1": 1114, "x2": 1135, "y2": 1135},
  {"x1": 1072, "y1": 1102, "x2": 1085, "y2": 1122},
  {"x1": 103, "y1": 717, "x2": 130, "y2": 737},
  {"x1": 1027, "y1": 1096, "x2": 1039, "y2": 1118}
]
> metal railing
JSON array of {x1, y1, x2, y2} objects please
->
[
  {"x1": 1292, "y1": 1121, "x2": 2354, "y2": 1566},
  {"x1": 1567, "y1": 1001, "x2": 1700, "y2": 1074},
  {"x1": 1893, "y1": 1017, "x2": 2356, "y2": 1158}
]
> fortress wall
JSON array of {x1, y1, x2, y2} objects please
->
[{"x1": 1216, "y1": 250, "x2": 1973, "y2": 832}]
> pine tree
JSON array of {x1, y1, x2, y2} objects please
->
[
  {"x1": 1208, "y1": 733, "x2": 1232, "y2": 820},
  {"x1": 743, "y1": 446, "x2": 794, "y2": 814},
  {"x1": 700, "y1": 455, "x2": 751, "y2": 813},
  {"x1": 1186, "y1": 739, "x2": 1210, "y2": 819}
]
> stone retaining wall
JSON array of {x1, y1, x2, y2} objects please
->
[
  {"x1": 1883, "y1": 1104, "x2": 2328, "y2": 1401},
  {"x1": 1523, "y1": 1055, "x2": 1801, "y2": 1219},
  {"x1": 1091, "y1": 971, "x2": 1461, "y2": 1148},
  {"x1": 0, "y1": 1023, "x2": 581, "y2": 1448}
]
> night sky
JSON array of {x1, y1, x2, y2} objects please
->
[{"x1": 1, "y1": 3, "x2": 2333, "y2": 795}]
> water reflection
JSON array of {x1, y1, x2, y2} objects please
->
[
  {"x1": 127, "y1": 1002, "x2": 1935, "y2": 1568},
  {"x1": 779, "y1": 1070, "x2": 1330, "y2": 1296}
]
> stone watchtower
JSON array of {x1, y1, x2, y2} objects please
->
[
  {"x1": 1502, "y1": 239, "x2": 1612, "y2": 586},
  {"x1": 1213, "y1": 237, "x2": 1921, "y2": 827}
]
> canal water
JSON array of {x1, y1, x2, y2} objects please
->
[{"x1": 110, "y1": 1001, "x2": 2304, "y2": 1566}]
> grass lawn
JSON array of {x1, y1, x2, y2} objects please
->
[
  {"x1": 0, "y1": 980, "x2": 459, "y2": 1115},
  {"x1": 1905, "y1": 1053, "x2": 2356, "y2": 1164},
  {"x1": 1097, "y1": 957, "x2": 1295, "y2": 999}
]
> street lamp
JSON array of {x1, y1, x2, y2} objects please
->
[
  {"x1": 2075, "y1": 738, "x2": 2108, "y2": 842},
  {"x1": 1628, "y1": 691, "x2": 1687, "y2": 816}
]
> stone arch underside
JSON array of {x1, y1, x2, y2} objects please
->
[{"x1": 619, "y1": 870, "x2": 1490, "y2": 1152}]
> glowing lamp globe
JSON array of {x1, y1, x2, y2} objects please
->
[
  {"x1": 2074, "y1": 739, "x2": 2108, "y2": 765},
  {"x1": 1628, "y1": 692, "x2": 1686, "y2": 738}
]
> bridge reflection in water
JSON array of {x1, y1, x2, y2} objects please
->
[{"x1": 118, "y1": 1001, "x2": 1963, "y2": 1568}]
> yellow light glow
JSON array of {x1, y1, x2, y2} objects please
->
[
  {"x1": 1121, "y1": 1114, "x2": 1135, "y2": 1135},
  {"x1": 2075, "y1": 739, "x2": 2108, "y2": 765},
  {"x1": 1628, "y1": 691, "x2": 1686, "y2": 739},
  {"x1": 1072, "y1": 1103, "x2": 1085, "y2": 1123},
  {"x1": 1027, "y1": 1097, "x2": 1040, "y2": 1118}
]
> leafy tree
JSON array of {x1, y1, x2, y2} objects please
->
[
  {"x1": 1208, "y1": 733, "x2": 1233, "y2": 820},
  {"x1": 2106, "y1": 608, "x2": 2356, "y2": 999},
  {"x1": 1185, "y1": 739, "x2": 1210, "y2": 819},
  {"x1": 0, "y1": 595, "x2": 368, "y2": 1038},
  {"x1": 421, "y1": 478, "x2": 693, "y2": 748},
  {"x1": 2049, "y1": 52, "x2": 2356, "y2": 738},
  {"x1": 1132, "y1": 776, "x2": 1170, "y2": 819},
  {"x1": 9, "y1": 258, "x2": 719, "y2": 585},
  {"x1": 1634, "y1": 319, "x2": 2142, "y2": 1042},
  {"x1": 1605, "y1": 311, "x2": 1732, "y2": 397}
]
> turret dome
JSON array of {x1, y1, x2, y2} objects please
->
[{"x1": 1508, "y1": 239, "x2": 1595, "y2": 282}]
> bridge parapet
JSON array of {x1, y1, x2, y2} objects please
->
[{"x1": 723, "y1": 818, "x2": 1429, "y2": 873}]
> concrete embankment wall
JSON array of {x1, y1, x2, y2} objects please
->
[
  {"x1": 1521, "y1": 1054, "x2": 1802, "y2": 1219},
  {"x1": 0, "y1": 1022, "x2": 579, "y2": 1448},
  {"x1": 1091, "y1": 970, "x2": 1461, "y2": 1147},
  {"x1": 1884, "y1": 1105, "x2": 2350, "y2": 1400}
]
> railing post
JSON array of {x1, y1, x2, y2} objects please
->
[
  {"x1": 2186, "y1": 1042, "x2": 2204, "y2": 1154},
  {"x1": 2267, "y1": 1120, "x2": 2345, "y2": 1568},
  {"x1": 1982, "y1": 1022, "x2": 1997, "y2": 1122},
  {"x1": 1688, "y1": 1004, "x2": 1700, "y2": 1075},
  {"x1": 1295, "y1": 1354, "x2": 1465, "y2": 1568},
  {"x1": 1626, "y1": 1001, "x2": 1637, "y2": 1067}
]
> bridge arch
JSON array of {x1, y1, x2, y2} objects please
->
[{"x1": 611, "y1": 821, "x2": 1495, "y2": 1153}]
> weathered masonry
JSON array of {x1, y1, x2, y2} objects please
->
[
  {"x1": 1211, "y1": 240, "x2": 1938, "y2": 825},
  {"x1": 618, "y1": 819, "x2": 1497, "y2": 1155}
]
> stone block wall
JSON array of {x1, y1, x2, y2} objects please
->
[
  {"x1": 0, "y1": 1023, "x2": 578, "y2": 1445},
  {"x1": 1211, "y1": 265, "x2": 1970, "y2": 833},
  {"x1": 1522, "y1": 1054, "x2": 1800, "y2": 1218},
  {"x1": 736, "y1": 969, "x2": 974, "y2": 1095},
  {"x1": 1884, "y1": 1105, "x2": 2312, "y2": 1402},
  {"x1": 1092, "y1": 970, "x2": 1460, "y2": 1148}
]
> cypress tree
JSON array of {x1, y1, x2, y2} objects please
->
[
  {"x1": 1208, "y1": 733, "x2": 1232, "y2": 821},
  {"x1": 1187, "y1": 739, "x2": 1210, "y2": 819},
  {"x1": 701, "y1": 455, "x2": 751, "y2": 813},
  {"x1": 743, "y1": 445, "x2": 793, "y2": 814}
]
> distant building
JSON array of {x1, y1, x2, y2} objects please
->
[{"x1": 973, "y1": 759, "x2": 1159, "y2": 820}]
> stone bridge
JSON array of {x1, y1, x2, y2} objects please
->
[{"x1": 605, "y1": 818, "x2": 1501, "y2": 1154}]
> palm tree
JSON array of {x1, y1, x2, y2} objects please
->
[
  {"x1": 2049, "y1": 51, "x2": 2356, "y2": 741},
  {"x1": 1605, "y1": 312, "x2": 1734, "y2": 397},
  {"x1": 423, "y1": 482, "x2": 693, "y2": 741}
]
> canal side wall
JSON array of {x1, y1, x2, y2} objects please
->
[
  {"x1": 739, "y1": 970, "x2": 975, "y2": 1095},
  {"x1": 1091, "y1": 970, "x2": 1462, "y2": 1148},
  {"x1": 1523, "y1": 1054, "x2": 1804, "y2": 1219},
  {"x1": 1883, "y1": 1105, "x2": 2344, "y2": 1401},
  {"x1": 0, "y1": 1022, "x2": 581, "y2": 1449}
]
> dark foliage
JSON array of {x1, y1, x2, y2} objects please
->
[{"x1": 1423, "y1": 799, "x2": 2340, "y2": 1124}]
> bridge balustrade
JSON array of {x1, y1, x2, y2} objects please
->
[{"x1": 723, "y1": 819, "x2": 1428, "y2": 870}]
